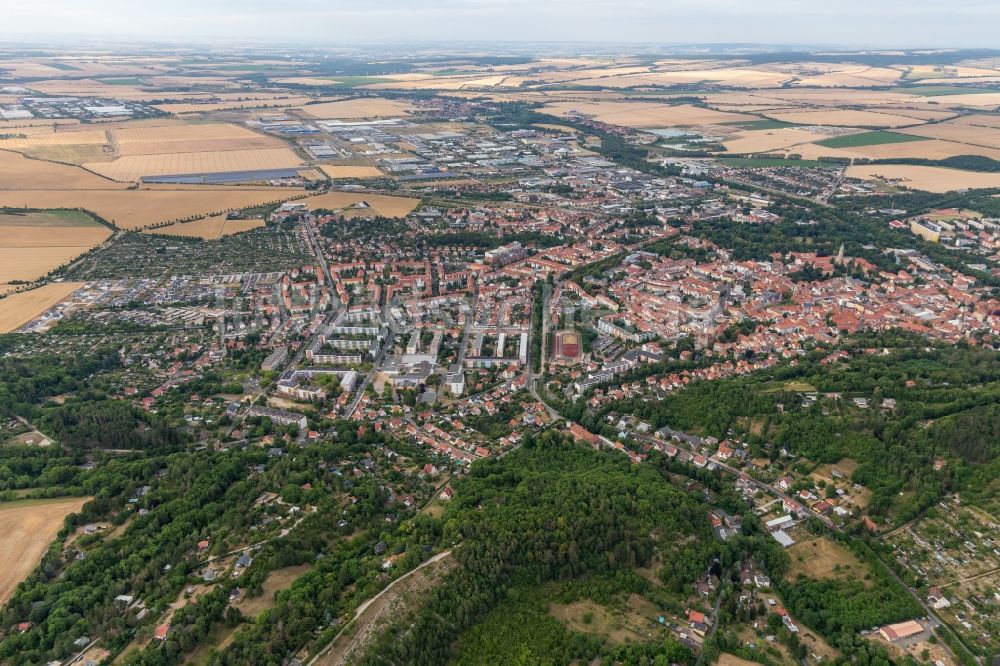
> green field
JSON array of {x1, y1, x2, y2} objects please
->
[
  {"x1": 98, "y1": 77, "x2": 145, "y2": 86},
  {"x1": 0, "y1": 209, "x2": 100, "y2": 227},
  {"x1": 716, "y1": 157, "x2": 835, "y2": 168},
  {"x1": 325, "y1": 76, "x2": 397, "y2": 88},
  {"x1": 906, "y1": 86, "x2": 1000, "y2": 97},
  {"x1": 46, "y1": 62, "x2": 80, "y2": 71},
  {"x1": 815, "y1": 131, "x2": 928, "y2": 149},
  {"x1": 723, "y1": 118, "x2": 797, "y2": 130}
]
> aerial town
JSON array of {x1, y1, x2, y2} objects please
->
[{"x1": 1, "y1": 31, "x2": 1000, "y2": 666}]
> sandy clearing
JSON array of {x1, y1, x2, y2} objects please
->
[
  {"x1": 787, "y1": 536, "x2": 870, "y2": 583},
  {"x1": 144, "y1": 215, "x2": 265, "y2": 240},
  {"x1": 236, "y1": 564, "x2": 312, "y2": 618},
  {"x1": 846, "y1": 164, "x2": 1000, "y2": 192},
  {"x1": 0, "y1": 283, "x2": 84, "y2": 332},
  {"x1": 717, "y1": 654, "x2": 765, "y2": 666}
]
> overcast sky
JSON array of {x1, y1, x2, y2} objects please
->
[{"x1": 2, "y1": 0, "x2": 998, "y2": 48}]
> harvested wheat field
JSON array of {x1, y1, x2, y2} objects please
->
[
  {"x1": 0, "y1": 130, "x2": 108, "y2": 150},
  {"x1": 298, "y1": 98, "x2": 414, "y2": 119},
  {"x1": 948, "y1": 114, "x2": 1000, "y2": 130},
  {"x1": 0, "y1": 497, "x2": 90, "y2": 605},
  {"x1": 920, "y1": 92, "x2": 1000, "y2": 109},
  {"x1": 84, "y1": 147, "x2": 302, "y2": 181},
  {"x1": 846, "y1": 165, "x2": 1000, "y2": 192},
  {"x1": 762, "y1": 109, "x2": 927, "y2": 128},
  {"x1": 898, "y1": 121, "x2": 1000, "y2": 150},
  {"x1": 318, "y1": 165, "x2": 385, "y2": 179},
  {"x1": 153, "y1": 97, "x2": 314, "y2": 114},
  {"x1": 145, "y1": 215, "x2": 264, "y2": 240},
  {"x1": 111, "y1": 123, "x2": 283, "y2": 156},
  {"x1": 0, "y1": 210, "x2": 111, "y2": 282},
  {"x1": 544, "y1": 101, "x2": 748, "y2": 128},
  {"x1": 0, "y1": 150, "x2": 124, "y2": 190},
  {"x1": 795, "y1": 138, "x2": 1000, "y2": 162},
  {"x1": 722, "y1": 128, "x2": 837, "y2": 153},
  {"x1": 0, "y1": 189, "x2": 302, "y2": 229},
  {"x1": 304, "y1": 191, "x2": 419, "y2": 217},
  {"x1": 0, "y1": 283, "x2": 84, "y2": 333}
]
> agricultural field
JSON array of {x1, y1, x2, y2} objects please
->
[
  {"x1": 85, "y1": 147, "x2": 302, "y2": 181},
  {"x1": 0, "y1": 149, "x2": 125, "y2": 190},
  {"x1": 845, "y1": 165, "x2": 1000, "y2": 192},
  {"x1": 0, "y1": 209, "x2": 111, "y2": 283},
  {"x1": 542, "y1": 101, "x2": 748, "y2": 128},
  {"x1": 897, "y1": 120, "x2": 1000, "y2": 150},
  {"x1": 0, "y1": 282, "x2": 84, "y2": 332},
  {"x1": 152, "y1": 96, "x2": 315, "y2": 114},
  {"x1": 0, "y1": 188, "x2": 302, "y2": 230},
  {"x1": 721, "y1": 127, "x2": 838, "y2": 154},
  {"x1": 797, "y1": 137, "x2": 1000, "y2": 162},
  {"x1": 0, "y1": 496, "x2": 90, "y2": 605},
  {"x1": 144, "y1": 215, "x2": 264, "y2": 240},
  {"x1": 0, "y1": 121, "x2": 302, "y2": 181},
  {"x1": 761, "y1": 109, "x2": 929, "y2": 128},
  {"x1": 297, "y1": 98, "x2": 415, "y2": 119},
  {"x1": 885, "y1": 499, "x2": 1000, "y2": 652},
  {"x1": 318, "y1": 165, "x2": 385, "y2": 179},
  {"x1": 815, "y1": 131, "x2": 929, "y2": 149}
]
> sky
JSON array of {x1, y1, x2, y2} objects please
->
[{"x1": 2, "y1": 0, "x2": 998, "y2": 48}]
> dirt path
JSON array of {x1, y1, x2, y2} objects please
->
[{"x1": 308, "y1": 549, "x2": 454, "y2": 665}]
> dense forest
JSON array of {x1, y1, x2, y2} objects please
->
[
  {"x1": 355, "y1": 431, "x2": 784, "y2": 665},
  {"x1": 568, "y1": 332, "x2": 1000, "y2": 522}
]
